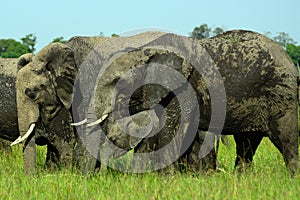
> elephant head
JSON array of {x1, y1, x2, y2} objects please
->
[
  {"x1": 16, "y1": 43, "x2": 77, "y2": 137},
  {"x1": 12, "y1": 43, "x2": 78, "y2": 174}
]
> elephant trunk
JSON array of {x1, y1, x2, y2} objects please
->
[{"x1": 16, "y1": 79, "x2": 40, "y2": 175}]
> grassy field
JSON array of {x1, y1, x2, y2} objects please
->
[{"x1": 0, "y1": 137, "x2": 299, "y2": 200}]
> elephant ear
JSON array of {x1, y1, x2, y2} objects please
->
[
  {"x1": 17, "y1": 53, "x2": 33, "y2": 70},
  {"x1": 35, "y1": 42, "x2": 78, "y2": 109}
]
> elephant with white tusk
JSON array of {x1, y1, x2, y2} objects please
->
[
  {"x1": 15, "y1": 30, "x2": 299, "y2": 176},
  {"x1": 0, "y1": 57, "x2": 77, "y2": 172}
]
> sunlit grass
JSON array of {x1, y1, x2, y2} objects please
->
[{"x1": 0, "y1": 137, "x2": 299, "y2": 200}]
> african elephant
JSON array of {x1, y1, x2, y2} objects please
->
[
  {"x1": 14, "y1": 33, "x2": 218, "y2": 174},
  {"x1": 0, "y1": 58, "x2": 19, "y2": 143},
  {"x1": 15, "y1": 30, "x2": 298, "y2": 175},
  {"x1": 0, "y1": 57, "x2": 76, "y2": 171}
]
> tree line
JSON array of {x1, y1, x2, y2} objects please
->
[
  {"x1": 1, "y1": 24, "x2": 299, "y2": 67},
  {"x1": 0, "y1": 34, "x2": 67, "y2": 58}
]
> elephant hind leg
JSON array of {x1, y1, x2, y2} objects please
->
[
  {"x1": 268, "y1": 109, "x2": 299, "y2": 176},
  {"x1": 234, "y1": 132, "x2": 263, "y2": 172}
]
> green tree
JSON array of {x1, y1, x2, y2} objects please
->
[
  {"x1": 286, "y1": 44, "x2": 300, "y2": 67},
  {"x1": 190, "y1": 24, "x2": 211, "y2": 39},
  {"x1": 273, "y1": 32, "x2": 296, "y2": 49},
  {"x1": 190, "y1": 24, "x2": 224, "y2": 39},
  {"x1": 111, "y1": 33, "x2": 120, "y2": 37},
  {"x1": 21, "y1": 33, "x2": 37, "y2": 53},
  {"x1": 52, "y1": 36, "x2": 67, "y2": 44},
  {"x1": 212, "y1": 27, "x2": 224, "y2": 36},
  {"x1": 0, "y1": 39, "x2": 30, "y2": 58}
]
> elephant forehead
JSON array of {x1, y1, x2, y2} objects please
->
[
  {"x1": 17, "y1": 66, "x2": 52, "y2": 87},
  {"x1": 93, "y1": 48, "x2": 191, "y2": 117}
]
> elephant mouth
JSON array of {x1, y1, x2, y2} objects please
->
[
  {"x1": 10, "y1": 103, "x2": 63, "y2": 147},
  {"x1": 42, "y1": 103, "x2": 63, "y2": 122}
]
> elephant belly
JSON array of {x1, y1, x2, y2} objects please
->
[{"x1": 221, "y1": 96, "x2": 269, "y2": 134}]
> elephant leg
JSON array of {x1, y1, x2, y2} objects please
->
[
  {"x1": 180, "y1": 131, "x2": 217, "y2": 173},
  {"x1": 79, "y1": 125, "x2": 102, "y2": 175},
  {"x1": 72, "y1": 128, "x2": 100, "y2": 174},
  {"x1": 45, "y1": 143, "x2": 59, "y2": 169},
  {"x1": 72, "y1": 137, "x2": 86, "y2": 169},
  {"x1": 45, "y1": 108, "x2": 77, "y2": 170},
  {"x1": 36, "y1": 135, "x2": 74, "y2": 170},
  {"x1": 268, "y1": 109, "x2": 299, "y2": 176},
  {"x1": 35, "y1": 135, "x2": 60, "y2": 169},
  {"x1": 131, "y1": 129, "x2": 178, "y2": 174},
  {"x1": 55, "y1": 141, "x2": 74, "y2": 168},
  {"x1": 131, "y1": 137, "x2": 157, "y2": 172},
  {"x1": 156, "y1": 131, "x2": 179, "y2": 174},
  {"x1": 234, "y1": 132, "x2": 263, "y2": 172},
  {"x1": 45, "y1": 142, "x2": 74, "y2": 170}
]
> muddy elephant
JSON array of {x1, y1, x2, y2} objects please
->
[
  {"x1": 0, "y1": 57, "x2": 77, "y2": 171},
  {"x1": 15, "y1": 30, "x2": 298, "y2": 175},
  {"x1": 0, "y1": 58, "x2": 19, "y2": 144}
]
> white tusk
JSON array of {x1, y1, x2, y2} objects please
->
[
  {"x1": 71, "y1": 118, "x2": 88, "y2": 126},
  {"x1": 10, "y1": 136, "x2": 22, "y2": 146},
  {"x1": 10, "y1": 123, "x2": 36, "y2": 146},
  {"x1": 87, "y1": 114, "x2": 109, "y2": 127}
]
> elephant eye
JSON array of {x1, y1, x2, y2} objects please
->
[
  {"x1": 40, "y1": 84, "x2": 47, "y2": 89},
  {"x1": 25, "y1": 88, "x2": 38, "y2": 100}
]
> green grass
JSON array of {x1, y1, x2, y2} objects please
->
[{"x1": 1, "y1": 137, "x2": 299, "y2": 200}]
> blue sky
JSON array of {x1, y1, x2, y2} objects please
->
[{"x1": 1, "y1": 0, "x2": 299, "y2": 51}]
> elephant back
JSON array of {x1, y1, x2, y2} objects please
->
[
  {"x1": 70, "y1": 32, "x2": 168, "y2": 120},
  {"x1": 199, "y1": 30, "x2": 298, "y2": 133}
]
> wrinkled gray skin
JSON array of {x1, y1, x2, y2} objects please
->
[
  {"x1": 88, "y1": 31, "x2": 299, "y2": 174},
  {"x1": 0, "y1": 57, "x2": 76, "y2": 172},
  {"x1": 0, "y1": 58, "x2": 19, "y2": 143},
  {"x1": 16, "y1": 33, "x2": 217, "y2": 174},
  {"x1": 200, "y1": 31, "x2": 298, "y2": 174},
  {"x1": 16, "y1": 30, "x2": 299, "y2": 175},
  {"x1": 0, "y1": 58, "x2": 19, "y2": 153}
]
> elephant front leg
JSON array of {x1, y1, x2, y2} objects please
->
[
  {"x1": 180, "y1": 131, "x2": 217, "y2": 173},
  {"x1": 77, "y1": 125, "x2": 102, "y2": 175},
  {"x1": 42, "y1": 108, "x2": 77, "y2": 170},
  {"x1": 45, "y1": 141, "x2": 74, "y2": 170}
]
